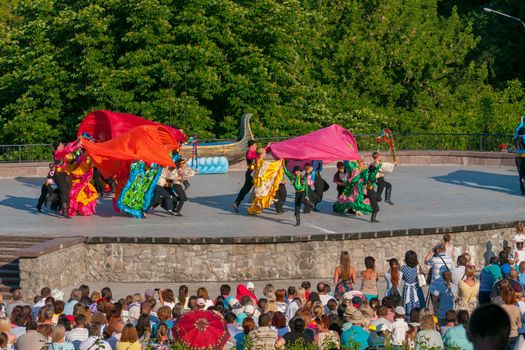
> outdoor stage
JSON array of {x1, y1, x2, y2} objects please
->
[
  {"x1": 1, "y1": 164, "x2": 523, "y2": 296},
  {"x1": 0, "y1": 165, "x2": 523, "y2": 239}
]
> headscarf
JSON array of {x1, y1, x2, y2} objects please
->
[{"x1": 236, "y1": 284, "x2": 258, "y2": 304}]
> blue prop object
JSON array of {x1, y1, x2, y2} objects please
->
[{"x1": 189, "y1": 156, "x2": 229, "y2": 174}]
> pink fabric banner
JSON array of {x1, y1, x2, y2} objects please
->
[{"x1": 269, "y1": 124, "x2": 361, "y2": 162}]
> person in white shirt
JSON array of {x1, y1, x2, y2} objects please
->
[
  {"x1": 391, "y1": 306, "x2": 409, "y2": 347},
  {"x1": 514, "y1": 231, "x2": 525, "y2": 264},
  {"x1": 371, "y1": 306, "x2": 393, "y2": 332},
  {"x1": 79, "y1": 324, "x2": 111, "y2": 350},
  {"x1": 371, "y1": 152, "x2": 396, "y2": 205},
  {"x1": 316, "y1": 282, "x2": 335, "y2": 306},
  {"x1": 31, "y1": 287, "x2": 51, "y2": 320},
  {"x1": 452, "y1": 254, "x2": 467, "y2": 287},
  {"x1": 66, "y1": 315, "x2": 89, "y2": 349}
]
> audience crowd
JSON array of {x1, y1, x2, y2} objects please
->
[{"x1": 0, "y1": 231, "x2": 524, "y2": 349}]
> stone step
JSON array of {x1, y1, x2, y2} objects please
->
[
  {"x1": 0, "y1": 262, "x2": 19, "y2": 271},
  {"x1": 0, "y1": 254, "x2": 19, "y2": 263},
  {"x1": 0, "y1": 241, "x2": 47, "y2": 249},
  {"x1": 0, "y1": 268, "x2": 19, "y2": 276},
  {"x1": 0, "y1": 275, "x2": 20, "y2": 284},
  {"x1": 0, "y1": 236, "x2": 49, "y2": 243}
]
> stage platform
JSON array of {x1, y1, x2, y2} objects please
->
[{"x1": 0, "y1": 165, "x2": 523, "y2": 240}]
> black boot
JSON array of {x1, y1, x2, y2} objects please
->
[
  {"x1": 371, "y1": 212, "x2": 380, "y2": 223},
  {"x1": 295, "y1": 213, "x2": 301, "y2": 226},
  {"x1": 62, "y1": 202, "x2": 71, "y2": 219},
  {"x1": 174, "y1": 200, "x2": 184, "y2": 216}
]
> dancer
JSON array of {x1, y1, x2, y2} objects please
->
[
  {"x1": 232, "y1": 140, "x2": 258, "y2": 212},
  {"x1": 151, "y1": 166, "x2": 176, "y2": 215},
  {"x1": 367, "y1": 162, "x2": 382, "y2": 223},
  {"x1": 333, "y1": 161, "x2": 346, "y2": 197},
  {"x1": 68, "y1": 152, "x2": 98, "y2": 216},
  {"x1": 170, "y1": 158, "x2": 196, "y2": 216},
  {"x1": 371, "y1": 152, "x2": 396, "y2": 205},
  {"x1": 284, "y1": 165, "x2": 309, "y2": 226},
  {"x1": 52, "y1": 139, "x2": 82, "y2": 219},
  {"x1": 304, "y1": 164, "x2": 317, "y2": 213},
  {"x1": 36, "y1": 163, "x2": 58, "y2": 212},
  {"x1": 274, "y1": 178, "x2": 287, "y2": 214},
  {"x1": 247, "y1": 149, "x2": 284, "y2": 215}
]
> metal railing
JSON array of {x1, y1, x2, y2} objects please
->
[{"x1": 0, "y1": 133, "x2": 515, "y2": 163}]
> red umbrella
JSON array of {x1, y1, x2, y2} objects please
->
[{"x1": 173, "y1": 310, "x2": 230, "y2": 350}]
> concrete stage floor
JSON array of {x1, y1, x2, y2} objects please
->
[{"x1": 0, "y1": 165, "x2": 523, "y2": 238}]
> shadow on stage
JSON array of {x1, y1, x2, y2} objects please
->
[
  {"x1": 0, "y1": 195, "x2": 50, "y2": 215},
  {"x1": 432, "y1": 169, "x2": 519, "y2": 195}
]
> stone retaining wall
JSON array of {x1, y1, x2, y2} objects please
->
[
  {"x1": 18, "y1": 226, "x2": 516, "y2": 294},
  {"x1": 19, "y1": 243, "x2": 87, "y2": 297}
]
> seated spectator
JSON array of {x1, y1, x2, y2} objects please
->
[
  {"x1": 5, "y1": 290, "x2": 27, "y2": 319},
  {"x1": 79, "y1": 323, "x2": 111, "y2": 350},
  {"x1": 248, "y1": 313, "x2": 277, "y2": 349},
  {"x1": 440, "y1": 310, "x2": 456, "y2": 337},
  {"x1": 272, "y1": 312, "x2": 289, "y2": 339},
  {"x1": 65, "y1": 314, "x2": 88, "y2": 349},
  {"x1": 370, "y1": 305, "x2": 392, "y2": 332},
  {"x1": 15, "y1": 321, "x2": 46, "y2": 350},
  {"x1": 0, "y1": 318, "x2": 15, "y2": 347},
  {"x1": 234, "y1": 317, "x2": 254, "y2": 350},
  {"x1": 415, "y1": 314, "x2": 444, "y2": 350},
  {"x1": 275, "y1": 317, "x2": 313, "y2": 349},
  {"x1": 468, "y1": 304, "x2": 510, "y2": 350},
  {"x1": 48, "y1": 325, "x2": 75, "y2": 350},
  {"x1": 107, "y1": 320, "x2": 124, "y2": 350},
  {"x1": 340, "y1": 307, "x2": 368, "y2": 350},
  {"x1": 116, "y1": 324, "x2": 141, "y2": 350},
  {"x1": 64, "y1": 290, "x2": 81, "y2": 316},
  {"x1": 315, "y1": 315, "x2": 340, "y2": 349},
  {"x1": 443, "y1": 310, "x2": 473, "y2": 350}
]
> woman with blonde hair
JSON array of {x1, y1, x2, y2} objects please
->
[
  {"x1": 334, "y1": 251, "x2": 356, "y2": 300},
  {"x1": 297, "y1": 288, "x2": 307, "y2": 306},
  {"x1": 264, "y1": 299, "x2": 277, "y2": 313},
  {"x1": 48, "y1": 325, "x2": 75, "y2": 350},
  {"x1": 415, "y1": 315, "x2": 444, "y2": 349},
  {"x1": 457, "y1": 266, "x2": 480, "y2": 314},
  {"x1": 117, "y1": 324, "x2": 141, "y2": 350},
  {"x1": 0, "y1": 319, "x2": 15, "y2": 348}
]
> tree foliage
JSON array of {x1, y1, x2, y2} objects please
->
[{"x1": 0, "y1": 0, "x2": 524, "y2": 144}]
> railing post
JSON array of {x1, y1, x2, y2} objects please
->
[
  {"x1": 19, "y1": 145, "x2": 21, "y2": 163},
  {"x1": 480, "y1": 135, "x2": 483, "y2": 152}
]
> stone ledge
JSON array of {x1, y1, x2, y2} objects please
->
[
  {"x1": 18, "y1": 236, "x2": 86, "y2": 258},
  {"x1": 83, "y1": 220, "x2": 523, "y2": 245}
]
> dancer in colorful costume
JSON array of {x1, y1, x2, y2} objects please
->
[
  {"x1": 372, "y1": 152, "x2": 396, "y2": 205},
  {"x1": 170, "y1": 158, "x2": 196, "y2": 215},
  {"x1": 333, "y1": 161, "x2": 382, "y2": 222},
  {"x1": 68, "y1": 152, "x2": 98, "y2": 216},
  {"x1": 52, "y1": 139, "x2": 82, "y2": 219},
  {"x1": 247, "y1": 148, "x2": 285, "y2": 215},
  {"x1": 284, "y1": 165, "x2": 309, "y2": 226}
]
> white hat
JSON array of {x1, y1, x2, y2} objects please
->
[
  {"x1": 246, "y1": 282, "x2": 255, "y2": 290},
  {"x1": 244, "y1": 304, "x2": 255, "y2": 315},
  {"x1": 196, "y1": 298, "x2": 206, "y2": 306},
  {"x1": 394, "y1": 306, "x2": 406, "y2": 315},
  {"x1": 516, "y1": 234, "x2": 525, "y2": 243}
]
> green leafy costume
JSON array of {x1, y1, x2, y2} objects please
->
[{"x1": 333, "y1": 163, "x2": 382, "y2": 214}]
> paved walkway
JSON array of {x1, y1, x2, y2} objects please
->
[{"x1": 0, "y1": 165, "x2": 522, "y2": 238}]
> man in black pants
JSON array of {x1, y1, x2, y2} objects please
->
[
  {"x1": 367, "y1": 164, "x2": 381, "y2": 223},
  {"x1": 170, "y1": 159, "x2": 195, "y2": 215},
  {"x1": 284, "y1": 165, "x2": 309, "y2": 226},
  {"x1": 274, "y1": 180, "x2": 287, "y2": 214},
  {"x1": 232, "y1": 140, "x2": 258, "y2": 212},
  {"x1": 371, "y1": 151, "x2": 396, "y2": 205},
  {"x1": 515, "y1": 127, "x2": 525, "y2": 195}
]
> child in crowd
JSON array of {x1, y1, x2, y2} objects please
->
[
  {"x1": 440, "y1": 310, "x2": 457, "y2": 336},
  {"x1": 36, "y1": 163, "x2": 58, "y2": 212},
  {"x1": 391, "y1": 306, "x2": 409, "y2": 347},
  {"x1": 333, "y1": 161, "x2": 346, "y2": 197}
]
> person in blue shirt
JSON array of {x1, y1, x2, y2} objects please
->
[
  {"x1": 341, "y1": 307, "x2": 369, "y2": 350},
  {"x1": 443, "y1": 310, "x2": 474, "y2": 350},
  {"x1": 235, "y1": 317, "x2": 255, "y2": 350}
]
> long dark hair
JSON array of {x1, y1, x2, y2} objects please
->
[{"x1": 405, "y1": 250, "x2": 418, "y2": 268}]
